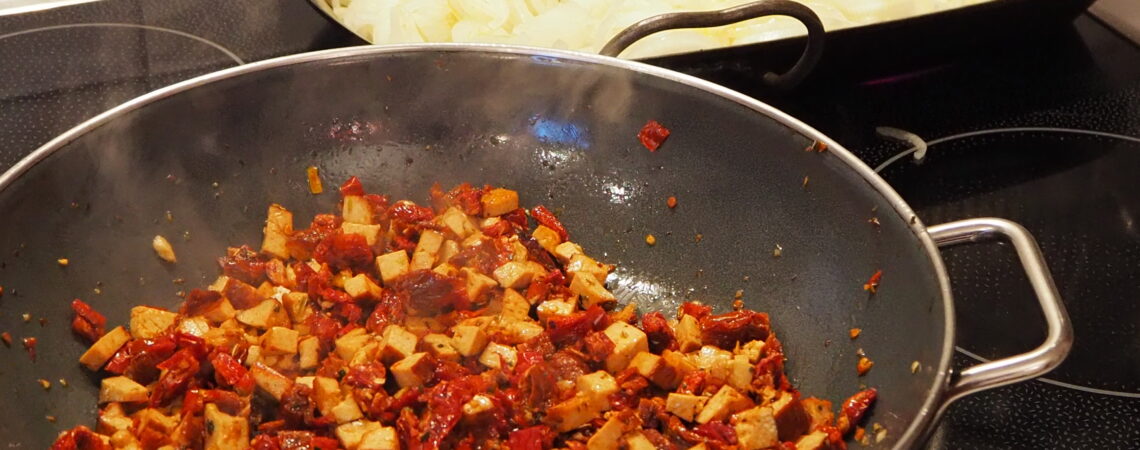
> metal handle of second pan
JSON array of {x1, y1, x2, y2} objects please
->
[{"x1": 599, "y1": 0, "x2": 826, "y2": 89}]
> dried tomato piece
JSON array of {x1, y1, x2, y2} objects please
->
[
  {"x1": 680, "y1": 302, "x2": 712, "y2": 319},
  {"x1": 70, "y1": 299, "x2": 106, "y2": 343},
  {"x1": 223, "y1": 277, "x2": 263, "y2": 310},
  {"x1": 104, "y1": 335, "x2": 177, "y2": 383},
  {"x1": 638, "y1": 120, "x2": 671, "y2": 151},
  {"x1": 366, "y1": 289, "x2": 407, "y2": 334},
  {"x1": 310, "y1": 437, "x2": 339, "y2": 450},
  {"x1": 339, "y1": 176, "x2": 366, "y2": 197},
  {"x1": 217, "y1": 245, "x2": 268, "y2": 284},
  {"x1": 343, "y1": 361, "x2": 388, "y2": 391},
  {"x1": 287, "y1": 214, "x2": 342, "y2": 260},
  {"x1": 279, "y1": 384, "x2": 317, "y2": 428},
  {"x1": 547, "y1": 305, "x2": 610, "y2": 346},
  {"x1": 251, "y1": 434, "x2": 281, "y2": 450},
  {"x1": 529, "y1": 205, "x2": 568, "y2": 241},
  {"x1": 392, "y1": 269, "x2": 469, "y2": 315},
  {"x1": 640, "y1": 311, "x2": 678, "y2": 353},
  {"x1": 443, "y1": 183, "x2": 486, "y2": 216},
  {"x1": 180, "y1": 289, "x2": 223, "y2": 317},
  {"x1": 314, "y1": 231, "x2": 374, "y2": 271},
  {"x1": 50, "y1": 426, "x2": 111, "y2": 450},
  {"x1": 583, "y1": 331, "x2": 615, "y2": 363},
  {"x1": 699, "y1": 310, "x2": 770, "y2": 349},
  {"x1": 692, "y1": 421, "x2": 738, "y2": 445},
  {"x1": 151, "y1": 349, "x2": 201, "y2": 407},
  {"x1": 388, "y1": 201, "x2": 435, "y2": 226},
  {"x1": 508, "y1": 425, "x2": 555, "y2": 450},
  {"x1": 210, "y1": 352, "x2": 254, "y2": 394}
]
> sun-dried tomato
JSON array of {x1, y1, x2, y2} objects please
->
[
  {"x1": 521, "y1": 236, "x2": 558, "y2": 271},
  {"x1": 104, "y1": 335, "x2": 177, "y2": 383},
  {"x1": 692, "y1": 421, "x2": 738, "y2": 445},
  {"x1": 448, "y1": 238, "x2": 513, "y2": 276},
  {"x1": 251, "y1": 434, "x2": 281, "y2": 450},
  {"x1": 440, "y1": 183, "x2": 486, "y2": 216},
  {"x1": 699, "y1": 310, "x2": 770, "y2": 349},
  {"x1": 583, "y1": 332, "x2": 615, "y2": 363},
  {"x1": 314, "y1": 232, "x2": 374, "y2": 272},
  {"x1": 392, "y1": 269, "x2": 470, "y2": 315},
  {"x1": 50, "y1": 425, "x2": 111, "y2": 450},
  {"x1": 677, "y1": 370, "x2": 707, "y2": 395},
  {"x1": 389, "y1": 201, "x2": 435, "y2": 227},
  {"x1": 680, "y1": 302, "x2": 713, "y2": 319},
  {"x1": 637, "y1": 120, "x2": 671, "y2": 151},
  {"x1": 276, "y1": 431, "x2": 317, "y2": 450},
  {"x1": 278, "y1": 384, "x2": 316, "y2": 428},
  {"x1": 419, "y1": 375, "x2": 486, "y2": 448},
  {"x1": 294, "y1": 261, "x2": 332, "y2": 298},
  {"x1": 508, "y1": 425, "x2": 555, "y2": 450},
  {"x1": 287, "y1": 214, "x2": 341, "y2": 260},
  {"x1": 529, "y1": 205, "x2": 568, "y2": 241},
  {"x1": 151, "y1": 349, "x2": 200, "y2": 407},
  {"x1": 366, "y1": 290, "x2": 407, "y2": 334},
  {"x1": 343, "y1": 361, "x2": 388, "y2": 391},
  {"x1": 217, "y1": 245, "x2": 267, "y2": 284},
  {"x1": 180, "y1": 289, "x2": 223, "y2": 317},
  {"x1": 70, "y1": 299, "x2": 106, "y2": 344},
  {"x1": 396, "y1": 408, "x2": 424, "y2": 450},
  {"x1": 210, "y1": 352, "x2": 254, "y2": 394},
  {"x1": 640, "y1": 311, "x2": 678, "y2": 353},
  {"x1": 364, "y1": 194, "x2": 391, "y2": 224},
  {"x1": 547, "y1": 305, "x2": 610, "y2": 346},
  {"x1": 310, "y1": 436, "x2": 339, "y2": 450},
  {"x1": 223, "y1": 277, "x2": 263, "y2": 310},
  {"x1": 307, "y1": 313, "x2": 341, "y2": 353},
  {"x1": 481, "y1": 219, "x2": 514, "y2": 237},
  {"x1": 339, "y1": 176, "x2": 365, "y2": 197}
]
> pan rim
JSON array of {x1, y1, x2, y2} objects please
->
[{"x1": 0, "y1": 43, "x2": 954, "y2": 448}]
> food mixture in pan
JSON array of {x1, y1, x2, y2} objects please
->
[{"x1": 53, "y1": 179, "x2": 876, "y2": 449}]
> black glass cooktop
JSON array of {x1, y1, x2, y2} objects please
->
[{"x1": 2, "y1": 1, "x2": 1138, "y2": 448}]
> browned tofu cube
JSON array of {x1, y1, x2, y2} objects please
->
[
  {"x1": 375, "y1": 251, "x2": 410, "y2": 286},
  {"x1": 536, "y1": 298, "x2": 576, "y2": 324},
  {"x1": 335, "y1": 328, "x2": 372, "y2": 361},
  {"x1": 79, "y1": 326, "x2": 130, "y2": 371},
  {"x1": 251, "y1": 362, "x2": 294, "y2": 400},
  {"x1": 531, "y1": 225, "x2": 562, "y2": 253},
  {"x1": 336, "y1": 420, "x2": 382, "y2": 450},
  {"x1": 565, "y1": 254, "x2": 609, "y2": 282},
  {"x1": 451, "y1": 324, "x2": 489, "y2": 357},
  {"x1": 262, "y1": 204, "x2": 294, "y2": 259},
  {"x1": 629, "y1": 352, "x2": 681, "y2": 389},
  {"x1": 601, "y1": 321, "x2": 649, "y2": 372},
  {"x1": 421, "y1": 333, "x2": 460, "y2": 362},
  {"x1": 358, "y1": 426, "x2": 399, "y2": 450},
  {"x1": 462, "y1": 268, "x2": 498, "y2": 301},
  {"x1": 675, "y1": 314, "x2": 702, "y2": 352},
  {"x1": 661, "y1": 350, "x2": 698, "y2": 377},
  {"x1": 481, "y1": 188, "x2": 519, "y2": 217},
  {"x1": 552, "y1": 242, "x2": 583, "y2": 264},
  {"x1": 623, "y1": 433, "x2": 656, "y2": 450},
  {"x1": 795, "y1": 431, "x2": 840, "y2": 450},
  {"x1": 461, "y1": 394, "x2": 496, "y2": 423},
  {"x1": 697, "y1": 385, "x2": 754, "y2": 424},
  {"x1": 342, "y1": 195, "x2": 374, "y2": 225},
  {"x1": 771, "y1": 394, "x2": 811, "y2": 441},
  {"x1": 299, "y1": 336, "x2": 320, "y2": 370},
  {"x1": 586, "y1": 414, "x2": 625, "y2": 450},
  {"x1": 478, "y1": 341, "x2": 518, "y2": 370},
  {"x1": 342, "y1": 223, "x2": 382, "y2": 246},
  {"x1": 99, "y1": 376, "x2": 148, "y2": 404},
  {"x1": 546, "y1": 395, "x2": 597, "y2": 432},
  {"x1": 492, "y1": 261, "x2": 546, "y2": 289},
  {"x1": 576, "y1": 371, "x2": 620, "y2": 405},
  {"x1": 380, "y1": 325, "x2": 418, "y2": 363},
  {"x1": 665, "y1": 393, "x2": 707, "y2": 422},
  {"x1": 344, "y1": 274, "x2": 383, "y2": 301},
  {"x1": 204, "y1": 403, "x2": 249, "y2": 449},
  {"x1": 200, "y1": 298, "x2": 237, "y2": 324},
  {"x1": 438, "y1": 207, "x2": 478, "y2": 239},
  {"x1": 261, "y1": 326, "x2": 299, "y2": 355},
  {"x1": 570, "y1": 272, "x2": 616, "y2": 309},
  {"x1": 390, "y1": 353, "x2": 435, "y2": 388},
  {"x1": 499, "y1": 288, "x2": 532, "y2": 320},
  {"x1": 732, "y1": 406, "x2": 779, "y2": 450},
  {"x1": 129, "y1": 306, "x2": 178, "y2": 339},
  {"x1": 235, "y1": 299, "x2": 289, "y2": 329},
  {"x1": 282, "y1": 292, "x2": 312, "y2": 325}
]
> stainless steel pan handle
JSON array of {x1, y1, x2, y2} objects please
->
[
  {"x1": 927, "y1": 218, "x2": 1073, "y2": 413},
  {"x1": 599, "y1": 0, "x2": 825, "y2": 89}
]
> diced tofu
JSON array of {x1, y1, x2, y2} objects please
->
[
  {"x1": 451, "y1": 325, "x2": 489, "y2": 357},
  {"x1": 177, "y1": 317, "x2": 210, "y2": 337},
  {"x1": 500, "y1": 288, "x2": 532, "y2": 321},
  {"x1": 492, "y1": 261, "x2": 546, "y2": 289},
  {"x1": 479, "y1": 341, "x2": 518, "y2": 370},
  {"x1": 294, "y1": 376, "x2": 315, "y2": 389},
  {"x1": 697, "y1": 385, "x2": 754, "y2": 424},
  {"x1": 502, "y1": 321, "x2": 545, "y2": 344},
  {"x1": 99, "y1": 376, "x2": 149, "y2": 404},
  {"x1": 531, "y1": 225, "x2": 562, "y2": 253},
  {"x1": 587, "y1": 415, "x2": 625, "y2": 450},
  {"x1": 800, "y1": 397, "x2": 835, "y2": 432},
  {"x1": 508, "y1": 238, "x2": 528, "y2": 262},
  {"x1": 462, "y1": 394, "x2": 495, "y2": 421},
  {"x1": 676, "y1": 314, "x2": 702, "y2": 352},
  {"x1": 432, "y1": 262, "x2": 459, "y2": 277},
  {"x1": 391, "y1": 353, "x2": 435, "y2": 388},
  {"x1": 691, "y1": 345, "x2": 734, "y2": 383},
  {"x1": 251, "y1": 362, "x2": 293, "y2": 400},
  {"x1": 624, "y1": 433, "x2": 656, "y2": 450},
  {"x1": 576, "y1": 371, "x2": 619, "y2": 406},
  {"x1": 422, "y1": 333, "x2": 460, "y2": 362},
  {"x1": 666, "y1": 393, "x2": 707, "y2": 422},
  {"x1": 235, "y1": 299, "x2": 288, "y2": 329},
  {"x1": 261, "y1": 326, "x2": 299, "y2": 355},
  {"x1": 738, "y1": 339, "x2": 767, "y2": 364},
  {"x1": 358, "y1": 426, "x2": 399, "y2": 450},
  {"x1": 546, "y1": 395, "x2": 597, "y2": 432},
  {"x1": 336, "y1": 420, "x2": 382, "y2": 450},
  {"x1": 134, "y1": 408, "x2": 178, "y2": 436},
  {"x1": 795, "y1": 431, "x2": 835, "y2": 450},
  {"x1": 200, "y1": 298, "x2": 237, "y2": 323},
  {"x1": 262, "y1": 204, "x2": 294, "y2": 260},
  {"x1": 438, "y1": 207, "x2": 479, "y2": 238},
  {"x1": 602, "y1": 321, "x2": 649, "y2": 372},
  {"x1": 412, "y1": 230, "x2": 444, "y2": 262},
  {"x1": 404, "y1": 316, "x2": 445, "y2": 334},
  {"x1": 129, "y1": 306, "x2": 178, "y2": 339},
  {"x1": 570, "y1": 272, "x2": 616, "y2": 309},
  {"x1": 282, "y1": 292, "x2": 312, "y2": 325},
  {"x1": 566, "y1": 254, "x2": 609, "y2": 283},
  {"x1": 336, "y1": 328, "x2": 372, "y2": 361},
  {"x1": 375, "y1": 251, "x2": 410, "y2": 286},
  {"x1": 344, "y1": 274, "x2": 384, "y2": 301},
  {"x1": 661, "y1": 350, "x2": 698, "y2": 377},
  {"x1": 536, "y1": 298, "x2": 577, "y2": 324},
  {"x1": 342, "y1": 223, "x2": 382, "y2": 247},
  {"x1": 98, "y1": 403, "x2": 132, "y2": 435},
  {"x1": 330, "y1": 397, "x2": 365, "y2": 424},
  {"x1": 380, "y1": 325, "x2": 418, "y2": 363},
  {"x1": 481, "y1": 188, "x2": 519, "y2": 216},
  {"x1": 438, "y1": 240, "x2": 460, "y2": 263},
  {"x1": 630, "y1": 352, "x2": 682, "y2": 389},
  {"x1": 463, "y1": 268, "x2": 499, "y2": 301},
  {"x1": 79, "y1": 326, "x2": 130, "y2": 370},
  {"x1": 733, "y1": 406, "x2": 779, "y2": 450},
  {"x1": 771, "y1": 394, "x2": 811, "y2": 441},
  {"x1": 552, "y1": 242, "x2": 584, "y2": 264},
  {"x1": 727, "y1": 355, "x2": 754, "y2": 391},
  {"x1": 342, "y1": 195, "x2": 374, "y2": 225},
  {"x1": 312, "y1": 377, "x2": 343, "y2": 416},
  {"x1": 204, "y1": 403, "x2": 250, "y2": 450},
  {"x1": 298, "y1": 336, "x2": 320, "y2": 370}
]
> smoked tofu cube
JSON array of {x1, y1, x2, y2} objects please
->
[
  {"x1": 438, "y1": 240, "x2": 460, "y2": 264},
  {"x1": 666, "y1": 393, "x2": 707, "y2": 422},
  {"x1": 235, "y1": 299, "x2": 288, "y2": 329},
  {"x1": 733, "y1": 406, "x2": 779, "y2": 450},
  {"x1": 771, "y1": 394, "x2": 811, "y2": 441},
  {"x1": 661, "y1": 350, "x2": 698, "y2": 377},
  {"x1": 178, "y1": 317, "x2": 210, "y2": 337},
  {"x1": 261, "y1": 326, "x2": 299, "y2": 355},
  {"x1": 503, "y1": 321, "x2": 545, "y2": 344},
  {"x1": 531, "y1": 225, "x2": 562, "y2": 253},
  {"x1": 80, "y1": 326, "x2": 130, "y2": 370},
  {"x1": 375, "y1": 251, "x2": 410, "y2": 286},
  {"x1": 463, "y1": 268, "x2": 499, "y2": 301},
  {"x1": 282, "y1": 292, "x2": 312, "y2": 324},
  {"x1": 204, "y1": 403, "x2": 249, "y2": 450},
  {"x1": 492, "y1": 261, "x2": 546, "y2": 289},
  {"x1": 439, "y1": 207, "x2": 478, "y2": 238},
  {"x1": 587, "y1": 415, "x2": 625, "y2": 450},
  {"x1": 462, "y1": 394, "x2": 495, "y2": 421},
  {"x1": 691, "y1": 345, "x2": 734, "y2": 383},
  {"x1": 329, "y1": 398, "x2": 364, "y2": 424},
  {"x1": 546, "y1": 395, "x2": 597, "y2": 432},
  {"x1": 602, "y1": 321, "x2": 649, "y2": 372},
  {"x1": 98, "y1": 403, "x2": 132, "y2": 435},
  {"x1": 697, "y1": 385, "x2": 754, "y2": 424},
  {"x1": 404, "y1": 316, "x2": 446, "y2": 334},
  {"x1": 451, "y1": 325, "x2": 489, "y2": 357},
  {"x1": 432, "y1": 262, "x2": 459, "y2": 277},
  {"x1": 262, "y1": 204, "x2": 294, "y2": 260},
  {"x1": 675, "y1": 314, "x2": 702, "y2": 352},
  {"x1": 570, "y1": 272, "x2": 616, "y2": 309},
  {"x1": 536, "y1": 299, "x2": 577, "y2": 324},
  {"x1": 500, "y1": 288, "x2": 532, "y2": 321},
  {"x1": 99, "y1": 376, "x2": 148, "y2": 404},
  {"x1": 738, "y1": 339, "x2": 767, "y2": 364},
  {"x1": 342, "y1": 223, "x2": 382, "y2": 246},
  {"x1": 576, "y1": 371, "x2": 619, "y2": 405},
  {"x1": 201, "y1": 298, "x2": 237, "y2": 323},
  {"x1": 795, "y1": 431, "x2": 836, "y2": 450},
  {"x1": 358, "y1": 427, "x2": 399, "y2": 450},
  {"x1": 251, "y1": 362, "x2": 293, "y2": 400},
  {"x1": 335, "y1": 328, "x2": 372, "y2": 361},
  {"x1": 421, "y1": 333, "x2": 460, "y2": 362},
  {"x1": 391, "y1": 353, "x2": 435, "y2": 388},
  {"x1": 336, "y1": 420, "x2": 382, "y2": 450},
  {"x1": 312, "y1": 377, "x2": 343, "y2": 416},
  {"x1": 623, "y1": 433, "x2": 656, "y2": 450},
  {"x1": 727, "y1": 355, "x2": 754, "y2": 391},
  {"x1": 344, "y1": 274, "x2": 383, "y2": 301},
  {"x1": 630, "y1": 352, "x2": 682, "y2": 389},
  {"x1": 414, "y1": 230, "x2": 444, "y2": 256},
  {"x1": 342, "y1": 195, "x2": 374, "y2": 225},
  {"x1": 552, "y1": 242, "x2": 584, "y2": 264},
  {"x1": 129, "y1": 306, "x2": 177, "y2": 339},
  {"x1": 481, "y1": 188, "x2": 519, "y2": 217},
  {"x1": 566, "y1": 254, "x2": 609, "y2": 282},
  {"x1": 479, "y1": 342, "x2": 518, "y2": 370},
  {"x1": 380, "y1": 325, "x2": 418, "y2": 363},
  {"x1": 298, "y1": 336, "x2": 320, "y2": 370}
]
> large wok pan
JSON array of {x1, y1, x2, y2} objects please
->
[{"x1": 0, "y1": 45, "x2": 1070, "y2": 448}]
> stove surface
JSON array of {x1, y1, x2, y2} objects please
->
[{"x1": 1, "y1": 1, "x2": 1138, "y2": 448}]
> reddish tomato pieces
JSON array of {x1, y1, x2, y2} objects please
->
[
  {"x1": 864, "y1": 269, "x2": 883, "y2": 293},
  {"x1": 640, "y1": 311, "x2": 678, "y2": 353},
  {"x1": 638, "y1": 120, "x2": 671, "y2": 151},
  {"x1": 547, "y1": 305, "x2": 609, "y2": 346},
  {"x1": 217, "y1": 245, "x2": 268, "y2": 284},
  {"x1": 339, "y1": 175, "x2": 365, "y2": 197},
  {"x1": 314, "y1": 231, "x2": 374, "y2": 271},
  {"x1": 287, "y1": 214, "x2": 341, "y2": 261},
  {"x1": 151, "y1": 349, "x2": 201, "y2": 407},
  {"x1": 680, "y1": 301, "x2": 713, "y2": 319},
  {"x1": 50, "y1": 426, "x2": 111, "y2": 450},
  {"x1": 529, "y1": 205, "x2": 569, "y2": 241},
  {"x1": 211, "y1": 352, "x2": 255, "y2": 394},
  {"x1": 180, "y1": 289, "x2": 223, "y2": 316},
  {"x1": 70, "y1": 299, "x2": 106, "y2": 343},
  {"x1": 21, "y1": 337, "x2": 37, "y2": 362},
  {"x1": 699, "y1": 310, "x2": 771, "y2": 349},
  {"x1": 392, "y1": 269, "x2": 469, "y2": 315},
  {"x1": 508, "y1": 425, "x2": 555, "y2": 450}
]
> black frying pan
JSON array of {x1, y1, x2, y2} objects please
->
[{"x1": 0, "y1": 45, "x2": 1070, "y2": 448}]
